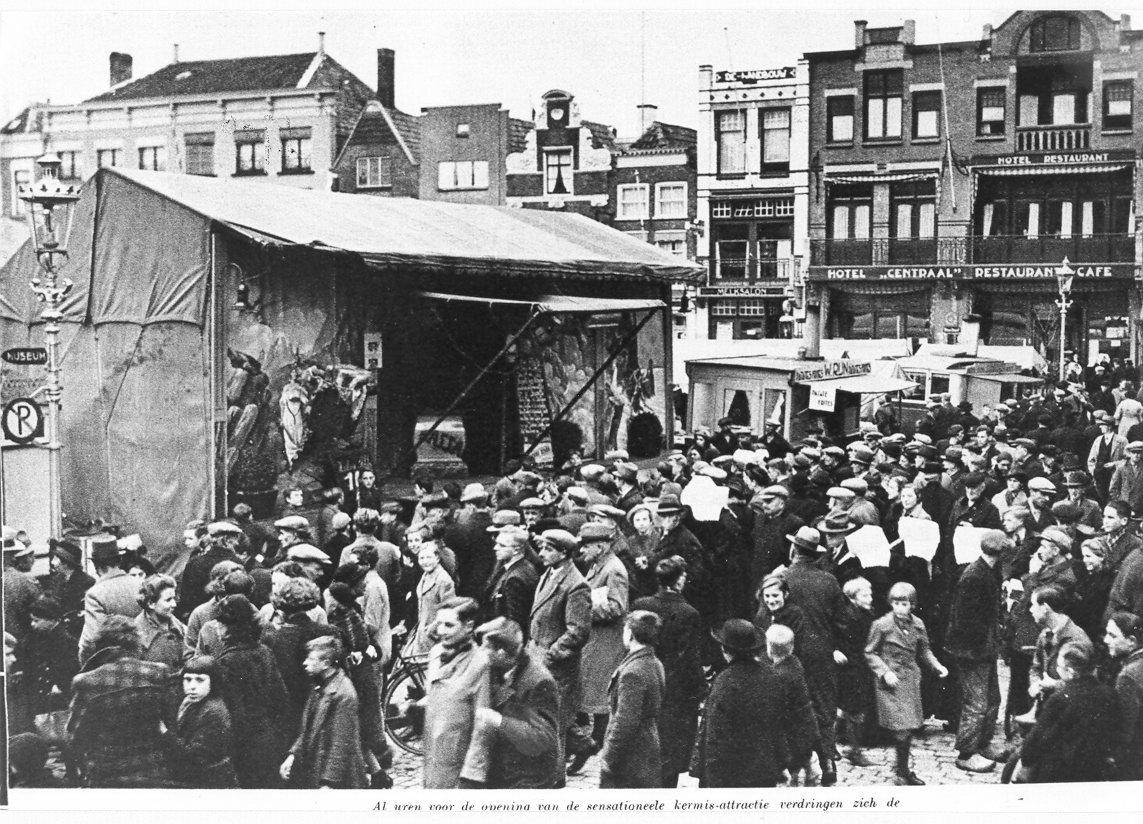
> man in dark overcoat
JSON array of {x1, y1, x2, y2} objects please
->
[
  {"x1": 469, "y1": 617, "x2": 560, "y2": 789},
  {"x1": 528, "y1": 528, "x2": 592, "y2": 785},
  {"x1": 696, "y1": 619, "x2": 789, "y2": 787},
  {"x1": 599, "y1": 611, "x2": 665, "y2": 788},
  {"x1": 484, "y1": 527, "x2": 539, "y2": 635}
]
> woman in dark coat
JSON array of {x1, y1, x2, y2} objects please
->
[
  {"x1": 1072, "y1": 538, "x2": 1115, "y2": 647},
  {"x1": 836, "y1": 576, "x2": 876, "y2": 766},
  {"x1": 172, "y1": 654, "x2": 240, "y2": 788},
  {"x1": 624, "y1": 504, "x2": 661, "y2": 600},
  {"x1": 261, "y1": 577, "x2": 337, "y2": 740},
  {"x1": 1020, "y1": 641, "x2": 1118, "y2": 783},
  {"x1": 599, "y1": 611, "x2": 665, "y2": 789},
  {"x1": 40, "y1": 540, "x2": 94, "y2": 617},
  {"x1": 1105, "y1": 611, "x2": 1143, "y2": 780},
  {"x1": 213, "y1": 594, "x2": 290, "y2": 789},
  {"x1": 696, "y1": 619, "x2": 789, "y2": 787},
  {"x1": 631, "y1": 556, "x2": 705, "y2": 788}
]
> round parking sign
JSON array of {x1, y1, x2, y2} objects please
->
[{"x1": 2, "y1": 397, "x2": 44, "y2": 444}]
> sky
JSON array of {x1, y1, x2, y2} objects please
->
[{"x1": 0, "y1": 1, "x2": 1134, "y2": 136}]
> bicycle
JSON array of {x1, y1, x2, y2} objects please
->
[{"x1": 383, "y1": 632, "x2": 430, "y2": 757}]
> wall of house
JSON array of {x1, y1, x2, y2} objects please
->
[{"x1": 418, "y1": 104, "x2": 511, "y2": 204}]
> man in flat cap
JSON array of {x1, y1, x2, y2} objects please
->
[
  {"x1": 1087, "y1": 410, "x2": 1126, "y2": 501},
  {"x1": 77, "y1": 535, "x2": 142, "y2": 664},
  {"x1": 841, "y1": 478, "x2": 879, "y2": 526},
  {"x1": 748, "y1": 485, "x2": 804, "y2": 594},
  {"x1": 178, "y1": 521, "x2": 243, "y2": 622},
  {"x1": 529, "y1": 529, "x2": 592, "y2": 785},
  {"x1": 1026, "y1": 477, "x2": 1058, "y2": 534},
  {"x1": 1010, "y1": 438, "x2": 1045, "y2": 481},
  {"x1": 1110, "y1": 440, "x2": 1143, "y2": 515}
]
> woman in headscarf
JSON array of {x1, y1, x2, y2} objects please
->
[{"x1": 213, "y1": 594, "x2": 289, "y2": 788}]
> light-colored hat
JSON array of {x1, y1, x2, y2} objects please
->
[
  {"x1": 208, "y1": 521, "x2": 244, "y2": 536},
  {"x1": 760, "y1": 484, "x2": 790, "y2": 499},
  {"x1": 578, "y1": 522, "x2": 613, "y2": 544},
  {"x1": 1128, "y1": 441, "x2": 1143, "y2": 453},
  {"x1": 827, "y1": 486, "x2": 856, "y2": 500},
  {"x1": 1027, "y1": 477, "x2": 1057, "y2": 493},
  {"x1": 732, "y1": 449, "x2": 757, "y2": 467},
  {"x1": 579, "y1": 464, "x2": 606, "y2": 482},
  {"x1": 786, "y1": 526, "x2": 823, "y2": 554},
  {"x1": 487, "y1": 510, "x2": 523, "y2": 532},
  {"x1": 286, "y1": 544, "x2": 332, "y2": 565},
  {"x1": 604, "y1": 449, "x2": 629, "y2": 462},
  {"x1": 1038, "y1": 527, "x2": 1072, "y2": 554},
  {"x1": 540, "y1": 529, "x2": 578, "y2": 555},
  {"x1": 460, "y1": 482, "x2": 489, "y2": 503},
  {"x1": 589, "y1": 504, "x2": 625, "y2": 521},
  {"x1": 274, "y1": 515, "x2": 310, "y2": 532},
  {"x1": 840, "y1": 478, "x2": 868, "y2": 495},
  {"x1": 564, "y1": 488, "x2": 589, "y2": 505}
]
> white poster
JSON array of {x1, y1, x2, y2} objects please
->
[
  {"x1": 809, "y1": 383, "x2": 836, "y2": 412},
  {"x1": 898, "y1": 516, "x2": 941, "y2": 563}
]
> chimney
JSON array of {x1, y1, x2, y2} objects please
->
[
  {"x1": 173, "y1": 43, "x2": 179, "y2": 63},
  {"x1": 377, "y1": 48, "x2": 395, "y2": 109},
  {"x1": 901, "y1": 19, "x2": 915, "y2": 45},
  {"x1": 109, "y1": 52, "x2": 133, "y2": 87},
  {"x1": 317, "y1": 31, "x2": 325, "y2": 55},
  {"x1": 981, "y1": 23, "x2": 993, "y2": 41},
  {"x1": 636, "y1": 103, "x2": 658, "y2": 138},
  {"x1": 1122, "y1": 14, "x2": 1131, "y2": 31},
  {"x1": 854, "y1": 20, "x2": 867, "y2": 48}
]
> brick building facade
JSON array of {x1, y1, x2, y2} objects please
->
[{"x1": 805, "y1": 10, "x2": 1143, "y2": 368}]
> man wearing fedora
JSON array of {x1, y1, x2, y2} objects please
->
[
  {"x1": 3, "y1": 526, "x2": 43, "y2": 643},
  {"x1": 696, "y1": 618, "x2": 789, "y2": 787},
  {"x1": 783, "y1": 525, "x2": 845, "y2": 786},
  {"x1": 528, "y1": 529, "x2": 593, "y2": 784},
  {"x1": 1061, "y1": 471, "x2": 1102, "y2": 533},
  {"x1": 77, "y1": 535, "x2": 143, "y2": 664},
  {"x1": 815, "y1": 514, "x2": 863, "y2": 587},
  {"x1": 652, "y1": 494, "x2": 711, "y2": 628},
  {"x1": 40, "y1": 540, "x2": 95, "y2": 618}
]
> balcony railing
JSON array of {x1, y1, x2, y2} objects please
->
[
  {"x1": 971, "y1": 233, "x2": 1133, "y2": 263},
  {"x1": 887, "y1": 238, "x2": 939, "y2": 265},
  {"x1": 1015, "y1": 124, "x2": 1091, "y2": 153},
  {"x1": 809, "y1": 239, "x2": 873, "y2": 266},
  {"x1": 711, "y1": 257, "x2": 798, "y2": 281}
]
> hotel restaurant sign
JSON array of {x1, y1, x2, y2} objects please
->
[{"x1": 808, "y1": 263, "x2": 1132, "y2": 282}]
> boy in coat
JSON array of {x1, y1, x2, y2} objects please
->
[
  {"x1": 281, "y1": 635, "x2": 367, "y2": 789},
  {"x1": 599, "y1": 611, "x2": 665, "y2": 788},
  {"x1": 765, "y1": 624, "x2": 820, "y2": 786}
]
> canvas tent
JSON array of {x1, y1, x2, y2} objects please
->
[{"x1": 0, "y1": 168, "x2": 699, "y2": 548}]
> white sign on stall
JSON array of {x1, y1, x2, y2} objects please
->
[{"x1": 808, "y1": 384, "x2": 836, "y2": 412}]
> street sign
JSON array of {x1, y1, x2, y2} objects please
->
[
  {"x1": 1, "y1": 397, "x2": 43, "y2": 444},
  {"x1": 2, "y1": 347, "x2": 48, "y2": 366}
]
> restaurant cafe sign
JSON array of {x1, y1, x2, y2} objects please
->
[{"x1": 807, "y1": 263, "x2": 1133, "y2": 282}]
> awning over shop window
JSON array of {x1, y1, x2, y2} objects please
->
[
  {"x1": 976, "y1": 163, "x2": 1131, "y2": 177},
  {"x1": 826, "y1": 171, "x2": 939, "y2": 185},
  {"x1": 795, "y1": 374, "x2": 918, "y2": 394},
  {"x1": 415, "y1": 290, "x2": 664, "y2": 314}
]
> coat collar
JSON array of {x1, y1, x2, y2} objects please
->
[{"x1": 531, "y1": 559, "x2": 573, "y2": 615}]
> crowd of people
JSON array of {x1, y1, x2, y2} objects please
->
[{"x1": 4, "y1": 371, "x2": 1143, "y2": 789}]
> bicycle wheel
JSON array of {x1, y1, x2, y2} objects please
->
[{"x1": 384, "y1": 661, "x2": 427, "y2": 756}]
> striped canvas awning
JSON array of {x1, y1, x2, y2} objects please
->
[
  {"x1": 976, "y1": 163, "x2": 1131, "y2": 176},
  {"x1": 826, "y1": 171, "x2": 939, "y2": 185}
]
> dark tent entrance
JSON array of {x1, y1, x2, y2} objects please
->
[{"x1": 403, "y1": 292, "x2": 667, "y2": 477}]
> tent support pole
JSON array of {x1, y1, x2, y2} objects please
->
[
  {"x1": 524, "y1": 308, "x2": 657, "y2": 457},
  {"x1": 398, "y1": 308, "x2": 542, "y2": 472}
]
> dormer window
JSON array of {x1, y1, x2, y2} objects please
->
[{"x1": 1029, "y1": 15, "x2": 1080, "y2": 52}]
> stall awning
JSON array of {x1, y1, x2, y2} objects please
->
[
  {"x1": 796, "y1": 374, "x2": 918, "y2": 394},
  {"x1": 976, "y1": 163, "x2": 1131, "y2": 177},
  {"x1": 969, "y1": 373, "x2": 1044, "y2": 384},
  {"x1": 827, "y1": 171, "x2": 939, "y2": 185},
  {"x1": 415, "y1": 291, "x2": 664, "y2": 314}
]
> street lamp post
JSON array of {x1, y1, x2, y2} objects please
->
[
  {"x1": 16, "y1": 153, "x2": 80, "y2": 539},
  {"x1": 1055, "y1": 257, "x2": 1075, "y2": 383}
]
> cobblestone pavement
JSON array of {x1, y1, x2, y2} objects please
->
[
  {"x1": 386, "y1": 716, "x2": 1008, "y2": 790},
  {"x1": 386, "y1": 664, "x2": 1014, "y2": 791}
]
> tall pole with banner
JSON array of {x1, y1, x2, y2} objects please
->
[{"x1": 16, "y1": 153, "x2": 80, "y2": 540}]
